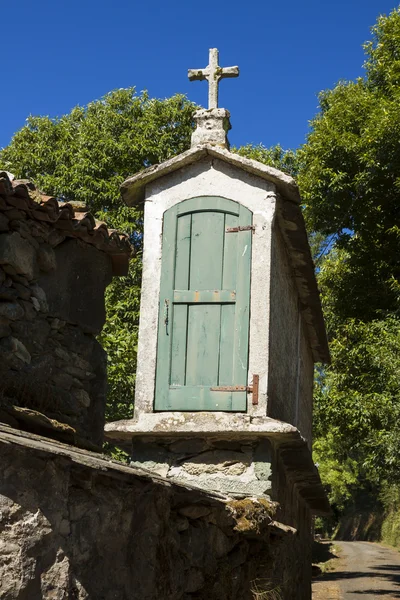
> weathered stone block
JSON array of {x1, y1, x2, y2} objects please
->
[
  {"x1": 9, "y1": 273, "x2": 29, "y2": 286},
  {"x1": 180, "y1": 450, "x2": 251, "y2": 476},
  {"x1": 37, "y1": 243, "x2": 56, "y2": 272},
  {"x1": 0, "y1": 336, "x2": 31, "y2": 364},
  {"x1": 50, "y1": 318, "x2": 66, "y2": 330},
  {"x1": 0, "y1": 302, "x2": 24, "y2": 321},
  {"x1": 9, "y1": 319, "x2": 50, "y2": 354},
  {"x1": 31, "y1": 297, "x2": 40, "y2": 312},
  {"x1": 64, "y1": 364, "x2": 92, "y2": 380},
  {"x1": 0, "y1": 214, "x2": 9, "y2": 232},
  {"x1": 51, "y1": 372, "x2": 83, "y2": 390},
  {"x1": 10, "y1": 221, "x2": 40, "y2": 249},
  {"x1": 12, "y1": 282, "x2": 31, "y2": 301},
  {"x1": 0, "y1": 232, "x2": 37, "y2": 280},
  {"x1": 254, "y1": 440, "x2": 273, "y2": 481},
  {"x1": 0, "y1": 286, "x2": 18, "y2": 301},
  {"x1": 31, "y1": 285, "x2": 48, "y2": 312},
  {"x1": 72, "y1": 388, "x2": 91, "y2": 408},
  {"x1": 169, "y1": 438, "x2": 209, "y2": 454},
  {"x1": 18, "y1": 299, "x2": 36, "y2": 320},
  {"x1": 22, "y1": 355, "x2": 56, "y2": 383}
]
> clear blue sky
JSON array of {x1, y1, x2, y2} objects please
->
[{"x1": 2, "y1": 1, "x2": 398, "y2": 152}]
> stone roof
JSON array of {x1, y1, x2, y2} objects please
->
[
  {"x1": 120, "y1": 145, "x2": 330, "y2": 363},
  {"x1": 120, "y1": 145, "x2": 300, "y2": 206},
  {"x1": 0, "y1": 172, "x2": 133, "y2": 276}
]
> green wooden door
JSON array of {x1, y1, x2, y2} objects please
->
[{"x1": 155, "y1": 196, "x2": 252, "y2": 411}]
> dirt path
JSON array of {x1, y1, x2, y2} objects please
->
[{"x1": 313, "y1": 541, "x2": 400, "y2": 599}]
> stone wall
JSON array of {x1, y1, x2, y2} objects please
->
[
  {"x1": 297, "y1": 321, "x2": 315, "y2": 447},
  {"x1": 128, "y1": 434, "x2": 316, "y2": 600},
  {"x1": 130, "y1": 437, "x2": 273, "y2": 497},
  {"x1": 267, "y1": 224, "x2": 313, "y2": 441},
  {"x1": 0, "y1": 425, "x2": 312, "y2": 600},
  {"x1": 0, "y1": 173, "x2": 131, "y2": 449},
  {"x1": 272, "y1": 450, "x2": 313, "y2": 599}
]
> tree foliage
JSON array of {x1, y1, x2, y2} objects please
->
[
  {"x1": 234, "y1": 143, "x2": 299, "y2": 177},
  {"x1": 299, "y1": 8, "x2": 400, "y2": 511},
  {"x1": 0, "y1": 88, "x2": 196, "y2": 421},
  {"x1": 314, "y1": 316, "x2": 400, "y2": 485},
  {"x1": 299, "y1": 9, "x2": 400, "y2": 322}
]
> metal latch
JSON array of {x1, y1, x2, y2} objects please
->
[
  {"x1": 226, "y1": 225, "x2": 256, "y2": 233},
  {"x1": 211, "y1": 375, "x2": 259, "y2": 405}
]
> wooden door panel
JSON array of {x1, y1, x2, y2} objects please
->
[
  {"x1": 155, "y1": 196, "x2": 251, "y2": 411},
  {"x1": 186, "y1": 304, "x2": 221, "y2": 387},
  {"x1": 190, "y1": 211, "x2": 225, "y2": 289}
]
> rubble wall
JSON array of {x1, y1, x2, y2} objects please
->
[
  {"x1": 271, "y1": 449, "x2": 313, "y2": 600},
  {"x1": 0, "y1": 231, "x2": 110, "y2": 448},
  {"x1": 0, "y1": 427, "x2": 313, "y2": 600},
  {"x1": 0, "y1": 176, "x2": 123, "y2": 449}
]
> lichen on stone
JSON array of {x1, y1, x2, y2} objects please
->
[{"x1": 226, "y1": 497, "x2": 277, "y2": 534}]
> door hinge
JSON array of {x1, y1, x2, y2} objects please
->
[
  {"x1": 226, "y1": 225, "x2": 255, "y2": 233},
  {"x1": 211, "y1": 375, "x2": 259, "y2": 405}
]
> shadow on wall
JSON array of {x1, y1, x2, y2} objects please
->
[{"x1": 0, "y1": 440, "x2": 294, "y2": 600}]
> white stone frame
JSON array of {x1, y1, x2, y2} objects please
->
[{"x1": 134, "y1": 157, "x2": 277, "y2": 422}]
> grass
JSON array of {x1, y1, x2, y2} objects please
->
[{"x1": 251, "y1": 579, "x2": 282, "y2": 600}]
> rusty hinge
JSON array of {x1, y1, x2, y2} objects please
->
[
  {"x1": 210, "y1": 375, "x2": 259, "y2": 405},
  {"x1": 252, "y1": 374, "x2": 259, "y2": 405},
  {"x1": 226, "y1": 225, "x2": 255, "y2": 233}
]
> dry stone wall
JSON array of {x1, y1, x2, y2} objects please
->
[
  {"x1": 0, "y1": 219, "x2": 109, "y2": 449},
  {"x1": 0, "y1": 426, "x2": 312, "y2": 600},
  {"x1": 130, "y1": 437, "x2": 273, "y2": 497},
  {"x1": 0, "y1": 173, "x2": 131, "y2": 449}
]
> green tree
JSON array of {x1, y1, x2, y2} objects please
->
[
  {"x1": 314, "y1": 315, "x2": 400, "y2": 484},
  {"x1": 234, "y1": 143, "x2": 299, "y2": 177},
  {"x1": 0, "y1": 88, "x2": 197, "y2": 421},
  {"x1": 298, "y1": 8, "x2": 400, "y2": 513},
  {"x1": 299, "y1": 8, "x2": 400, "y2": 322}
]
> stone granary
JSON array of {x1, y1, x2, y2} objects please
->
[
  {"x1": 0, "y1": 49, "x2": 330, "y2": 600},
  {"x1": 0, "y1": 171, "x2": 131, "y2": 448},
  {"x1": 0, "y1": 168, "x2": 323, "y2": 600},
  {"x1": 106, "y1": 48, "x2": 331, "y2": 597},
  {"x1": 0, "y1": 169, "x2": 302, "y2": 600}
]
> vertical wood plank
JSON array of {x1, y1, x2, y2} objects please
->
[
  {"x1": 154, "y1": 205, "x2": 178, "y2": 410},
  {"x1": 231, "y1": 203, "x2": 252, "y2": 410},
  {"x1": 186, "y1": 304, "x2": 221, "y2": 387},
  {"x1": 170, "y1": 214, "x2": 191, "y2": 385},
  {"x1": 219, "y1": 213, "x2": 237, "y2": 385},
  {"x1": 190, "y1": 211, "x2": 224, "y2": 289},
  {"x1": 186, "y1": 209, "x2": 224, "y2": 391},
  {"x1": 174, "y1": 214, "x2": 191, "y2": 289}
]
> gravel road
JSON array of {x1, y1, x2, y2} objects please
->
[{"x1": 313, "y1": 541, "x2": 400, "y2": 599}]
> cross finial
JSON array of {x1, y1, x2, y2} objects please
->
[{"x1": 188, "y1": 48, "x2": 239, "y2": 109}]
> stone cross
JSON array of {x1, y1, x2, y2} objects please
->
[{"x1": 188, "y1": 48, "x2": 239, "y2": 110}]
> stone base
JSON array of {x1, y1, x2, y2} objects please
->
[
  {"x1": 105, "y1": 412, "x2": 298, "y2": 440},
  {"x1": 130, "y1": 437, "x2": 273, "y2": 498},
  {"x1": 105, "y1": 414, "x2": 331, "y2": 515},
  {"x1": 190, "y1": 108, "x2": 231, "y2": 149}
]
